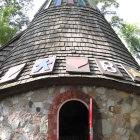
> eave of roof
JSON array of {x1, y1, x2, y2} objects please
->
[{"x1": 0, "y1": 76, "x2": 139, "y2": 99}]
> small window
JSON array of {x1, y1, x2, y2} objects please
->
[
  {"x1": 88, "y1": 0, "x2": 97, "y2": 9},
  {"x1": 66, "y1": 0, "x2": 74, "y2": 5},
  {"x1": 78, "y1": 0, "x2": 86, "y2": 6},
  {"x1": 44, "y1": 0, "x2": 52, "y2": 9},
  {"x1": 55, "y1": 0, "x2": 62, "y2": 6}
]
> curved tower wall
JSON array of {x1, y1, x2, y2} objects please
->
[
  {"x1": 0, "y1": 0, "x2": 140, "y2": 140},
  {"x1": 0, "y1": 86, "x2": 140, "y2": 140}
]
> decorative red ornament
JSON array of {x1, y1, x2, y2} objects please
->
[{"x1": 67, "y1": 57, "x2": 88, "y2": 68}]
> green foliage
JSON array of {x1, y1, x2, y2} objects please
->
[
  {"x1": 94, "y1": 0, "x2": 119, "y2": 15},
  {"x1": 95, "y1": 0, "x2": 140, "y2": 59},
  {"x1": 110, "y1": 15, "x2": 123, "y2": 28},
  {"x1": 94, "y1": 0, "x2": 123, "y2": 28},
  {"x1": 0, "y1": 0, "x2": 33, "y2": 45},
  {"x1": 120, "y1": 24, "x2": 140, "y2": 58}
]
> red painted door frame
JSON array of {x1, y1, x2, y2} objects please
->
[{"x1": 89, "y1": 98, "x2": 93, "y2": 140}]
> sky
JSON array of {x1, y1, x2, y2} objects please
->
[
  {"x1": 117, "y1": 0, "x2": 140, "y2": 26},
  {"x1": 28, "y1": 0, "x2": 140, "y2": 64},
  {"x1": 28, "y1": 0, "x2": 140, "y2": 26}
]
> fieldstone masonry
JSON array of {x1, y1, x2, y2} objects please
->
[
  {"x1": 0, "y1": 86, "x2": 139, "y2": 140},
  {"x1": 0, "y1": 1, "x2": 139, "y2": 140}
]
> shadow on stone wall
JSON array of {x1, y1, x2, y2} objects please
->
[{"x1": 92, "y1": 100, "x2": 103, "y2": 140}]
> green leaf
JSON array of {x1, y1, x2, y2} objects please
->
[
  {"x1": 120, "y1": 23, "x2": 140, "y2": 58},
  {"x1": 0, "y1": 0, "x2": 33, "y2": 45}
]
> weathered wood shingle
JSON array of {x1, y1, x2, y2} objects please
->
[{"x1": 0, "y1": 0, "x2": 139, "y2": 95}]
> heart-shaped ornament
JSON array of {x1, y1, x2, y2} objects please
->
[{"x1": 67, "y1": 58, "x2": 88, "y2": 69}]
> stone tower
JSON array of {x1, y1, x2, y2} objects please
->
[{"x1": 0, "y1": 0, "x2": 140, "y2": 139}]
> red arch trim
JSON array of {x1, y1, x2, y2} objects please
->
[{"x1": 48, "y1": 89, "x2": 90, "y2": 140}]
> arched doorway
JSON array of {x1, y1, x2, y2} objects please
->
[{"x1": 59, "y1": 100, "x2": 89, "y2": 140}]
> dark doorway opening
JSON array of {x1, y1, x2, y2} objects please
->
[{"x1": 59, "y1": 100, "x2": 89, "y2": 140}]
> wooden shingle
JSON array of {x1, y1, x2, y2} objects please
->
[{"x1": 0, "y1": 0, "x2": 139, "y2": 94}]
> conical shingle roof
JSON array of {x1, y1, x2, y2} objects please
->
[{"x1": 0, "y1": 0, "x2": 140, "y2": 96}]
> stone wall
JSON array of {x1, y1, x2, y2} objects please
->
[{"x1": 0, "y1": 86, "x2": 139, "y2": 140}]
